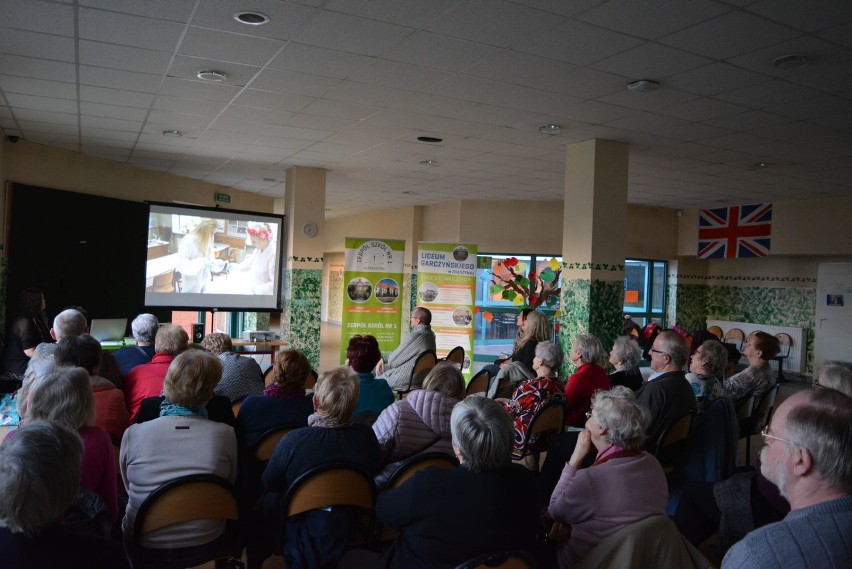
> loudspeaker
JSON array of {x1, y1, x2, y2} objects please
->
[{"x1": 192, "y1": 323, "x2": 205, "y2": 343}]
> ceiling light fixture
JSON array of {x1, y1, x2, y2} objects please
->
[
  {"x1": 627, "y1": 79, "x2": 659, "y2": 93},
  {"x1": 162, "y1": 130, "x2": 182, "y2": 137},
  {"x1": 417, "y1": 136, "x2": 443, "y2": 143},
  {"x1": 419, "y1": 160, "x2": 438, "y2": 166},
  {"x1": 403, "y1": 191, "x2": 416, "y2": 195},
  {"x1": 538, "y1": 124, "x2": 561, "y2": 135},
  {"x1": 773, "y1": 54, "x2": 810, "y2": 71},
  {"x1": 233, "y1": 11, "x2": 270, "y2": 25},
  {"x1": 748, "y1": 162, "x2": 769, "y2": 170},
  {"x1": 196, "y1": 70, "x2": 227, "y2": 82}
]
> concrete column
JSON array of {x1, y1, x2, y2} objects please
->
[
  {"x1": 559, "y1": 139, "x2": 629, "y2": 368},
  {"x1": 280, "y1": 166, "x2": 326, "y2": 369}
]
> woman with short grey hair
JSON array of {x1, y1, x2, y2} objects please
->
[
  {"x1": 548, "y1": 386, "x2": 668, "y2": 568},
  {"x1": 686, "y1": 340, "x2": 728, "y2": 411},
  {"x1": 450, "y1": 396, "x2": 514, "y2": 472},
  {"x1": 814, "y1": 360, "x2": 852, "y2": 396},
  {"x1": 565, "y1": 333, "x2": 611, "y2": 427},
  {"x1": 608, "y1": 336, "x2": 644, "y2": 391}
]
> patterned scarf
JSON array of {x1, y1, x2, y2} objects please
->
[
  {"x1": 159, "y1": 400, "x2": 208, "y2": 418},
  {"x1": 263, "y1": 384, "x2": 306, "y2": 401},
  {"x1": 307, "y1": 412, "x2": 350, "y2": 429}
]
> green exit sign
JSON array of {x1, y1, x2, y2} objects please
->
[{"x1": 215, "y1": 193, "x2": 231, "y2": 203}]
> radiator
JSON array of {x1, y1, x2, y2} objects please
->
[{"x1": 706, "y1": 320, "x2": 806, "y2": 374}]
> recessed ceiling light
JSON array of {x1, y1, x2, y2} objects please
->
[
  {"x1": 538, "y1": 124, "x2": 561, "y2": 135},
  {"x1": 162, "y1": 130, "x2": 182, "y2": 137},
  {"x1": 402, "y1": 191, "x2": 416, "y2": 195},
  {"x1": 419, "y1": 160, "x2": 438, "y2": 166},
  {"x1": 747, "y1": 162, "x2": 769, "y2": 170},
  {"x1": 196, "y1": 70, "x2": 227, "y2": 82},
  {"x1": 773, "y1": 54, "x2": 810, "y2": 71},
  {"x1": 417, "y1": 136, "x2": 443, "y2": 143},
  {"x1": 233, "y1": 11, "x2": 270, "y2": 25},
  {"x1": 627, "y1": 79, "x2": 659, "y2": 93}
]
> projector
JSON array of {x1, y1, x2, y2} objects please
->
[{"x1": 242, "y1": 330, "x2": 279, "y2": 341}]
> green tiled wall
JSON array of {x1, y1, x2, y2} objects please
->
[
  {"x1": 282, "y1": 267, "x2": 323, "y2": 369},
  {"x1": 559, "y1": 278, "x2": 624, "y2": 375}
]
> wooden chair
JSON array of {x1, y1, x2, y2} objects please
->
[
  {"x1": 773, "y1": 333, "x2": 792, "y2": 381},
  {"x1": 253, "y1": 427, "x2": 296, "y2": 462},
  {"x1": 653, "y1": 410, "x2": 695, "y2": 475},
  {"x1": 512, "y1": 401, "x2": 565, "y2": 463},
  {"x1": 707, "y1": 325, "x2": 723, "y2": 339},
  {"x1": 454, "y1": 549, "x2": 538, "y2": 569},
  {"x1": 129, "y1": 474, "x2": 241, "y2": 568},
  {"x1": 465, "y1": 369, "x2": 491, "y2": 397},
  {"x1": 741, "y1": 384, "x2": 781, "y2": 467},
  {"x1": 396, "y1": 350, "x2": 437, "y2": 400},
  {"x1": 385, "y1": 452, "x2": 459, "y2": 490},
  {"x1": 723, "y1": 328, "x2": 745, "y2": 351},
  {"x1": 492, "y1": 375, "x2": 511, "y2": 399},
  {"x1": 231, "y1": 399, "x2": 244, "y2": 417},
  {"x1": 444, "y1": 346, "x2": 465, "y2": 369},
  {"x1": 263, "y1": 365, "x2": 275, "y2": 386}
]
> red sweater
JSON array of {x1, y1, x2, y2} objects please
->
[
  {"x1": 123, "y1": 353, "x2": 174, "y2": 422},
  {"x1": 564, "y1": 363, "x2": 611, "y2": 427}
]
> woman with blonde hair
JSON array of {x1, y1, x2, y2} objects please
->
[
  {"x1": 176, "y1": 218, "x2": 219, "y2": 293},
  {"x1": 372, "y1": 361, "x2": 465, "y2": 487}
]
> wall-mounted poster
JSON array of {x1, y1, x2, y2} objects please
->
[
  {"x1": 418, "y1": 242, "x2": 478, "y2": 378},
  {"x1": 340, "y1": 238, "x2": 406, "y2": 364}
]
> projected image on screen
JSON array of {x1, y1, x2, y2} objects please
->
[{"x1": 145, "y1": 203, "x2": 284, "y2": 311}]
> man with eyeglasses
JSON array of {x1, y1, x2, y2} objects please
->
[
  {"x1": 376, "y1": 307, "x2": 436, "y2": 390},
  {"x1": 722, "y1": 388, "x2": 852, "y2": 568},
  {"x1": 634, "y1": 331, "x2": 697, "y2": 451}
]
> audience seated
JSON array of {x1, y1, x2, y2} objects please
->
[
  {"x1": 548, "y1": 386, "x2": 668, "y2": 568},
  {"x1": 120, "y1": 350, "x2": 237, "y2": 563},
  {"x1": 123, "y1": 324, "x2": 188, "y2": 422},
  {"x1": 355, "y1": 397, "x2": 544, "y2": 569},
  {"x1": 346, "y1": 335, "x2": 394, "y2": 419},
  {"x1": 0, "y1": 420, "x2": 129, "y2": 568},
  {"x1": 372, "y1": 361, "x2": 464, "y2": 488},
  {"x1": 202, "y1": 332, "x2": 264, "y2": 402},
  {"x1": 686, "y1": 339, "x2": 728, "y2": 412},
  {"x1": 260, "y1": 367, "x2": 381, "y2": 569},
  {"x1": 24, "y1": 366, "x2": 118, "y2": 522},
  {"x1": 723, "y1": 332, "x2": 779, "y2": 403},
  {"x1": 236, "y1": 348, "x2": 315, "y2": 449},
  {"x1": 565, "y1": 334, "x2": 611, "y2": 427},
  {"x1": 1, "y1": 287, "x2": 51, "y2": 380},
  {"x1": 722, "y1": 388, "x2": 852, "y2": 568},
  {"x1": 814, "y1": 360, "x2": 852, "y2": 395},
  {"x1": 607, "y1": 335, "x2": 644, "y2": 392},
  {"x1": 487, "y1": 311, "x2": 552, "y2": 397},
  {"x1": 376, "y1": 307, "x2": 437, "y2": 390},
  {"x1": 113, "y1": 313, "x2": 158, "y2": 376},
  {"x1": 24, "y1": 308, "x2": 88, "y2": 380},
  {"x1": 499, "y1": 340, "x2": 565, "y2": 468},
  {"x1": 55, "y1": 335, "x2": 129, "y2": 443}
]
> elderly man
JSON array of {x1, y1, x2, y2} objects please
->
[
  {"x1": 722, "y1": 388, "x2": 852, "y2": 568},
  {"x1": 113, "y1": 313, "x2": 158, "y2": 376},
  {"x1": 635, "y1": 330, "x2": 697, "y2": 451},
  {"x1": 376, "y1": 307, "x2": 436, "y2": 390},
  {"x1": 123, "y1": 323, "x2": 188, "y2": 422},
  {"x1": 25, "y1": 308, "x2": 88, "y2": 379}
]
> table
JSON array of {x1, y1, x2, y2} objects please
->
[{"x1": 230, "y1": 339, "x2": 289, "y2": 360}]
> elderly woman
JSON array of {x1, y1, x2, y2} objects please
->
[
  {"x1": 500, "y1": 341, "x2": 564, "y2": 466},
  {"x1": 372, "y1": 361, "x2": 464, "y2": 487},
  {"x1": 346, "y1": 335, "x2": 394, "y2": 420},
  {"x1": 120, "y1": 350, "x2": 237, "y2": 560},
  {"x1": 814, "y1": 360, "x2": 852, "y2": 395},
  {"x1": 24, "y1": 366, "x2": 119, "y2": 522},
  {"x1": 235, "y1": 348, "x2": 315, "y2": 449},
  {"x1": 113, "y1": 313, "x2": 158, "y2": 376},
  {"x1": 261, "y1": 367, "x2": 381, "y2": 569},
  {"x1": 370, "y1": 397, "x2": 543, "y2": 568},
  {"x1": 686, "y1": 339, "x2": 728, "y2": 411},
  {"x1": 548, "y1": 386, "x2": 668, "y2": 568},
  {"x1": 0, "y1": 421, "x2": 129, "y2": 568},
  {"x1": 201, "y1": 332, "x2": 264, "y2": 403},
  {"x1": 564, "y1": 334, "x2": 611, "y2": 427},
  {"x1": 607, "y1": 336, "x2": 643, "y2": 392},
  {"x1": 723, "y1": 332, "x2": 780, "y2": 402}
]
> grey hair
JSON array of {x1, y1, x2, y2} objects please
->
[
  {"x1": 786, "y1": 388, "x2": 852, "y2": 493},
  {"x1": 656, "y1": 331, "x2": 689, "y2": 367},
  {"x1": 817, "y1": 361, "x2": 852, "y2": 397},
  {"x1": 698, "y1": 340, "x2": 728, "y2": 381},
  {"x1": 131, "y1": 313, "x2": 159, "y2": 343},
  {"x1": 535, "y1": 341, "x2": 563, "y2": 371},
  {"x1": 314, "y1": 366, "x2": 360, "y2": 423},
  {"x1": 0, "y1": 420, "x2": 83, "y2": 535},
  {"x1": 52, "y1": 309, "x2": 87, "y2": 341},
  {"x1": 450, "y1": 397, "x2": 513, "y2": 472},
  {"x1": 572, "y1": 334, "x2": 604, "y2": 365},
  {"x1": 611, "y1": 336, "x2": 641, "y2": 370},
  {"x1": 25, "y1": 366, "x2": 94, "y2": 430},
  {"x1": 591, "y1": 385, "x2": 651, "y2": 451},
  {"x1": 422, "y1": 362, "x2": 465, "y2": 400}
]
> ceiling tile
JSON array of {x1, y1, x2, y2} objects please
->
[
  {"x1": 189, "y1": 0, "x2": 318, "y2": 40},
  {"x1": 426, "y1": 0, "x2": 562, "y2": 48},
  {"x1": 79, "y1": 85, "x2": 155, "y2": 108},
  {"x1": 78, "y1": 7, "x2": 185, "y2": 51},
  {"x1": 0, "y1": 55, "x2": 76, "y2": 82},
  {"x1": 179, "y1": 26, "x2": 285, "y2": 66},
  {"x1": 576, "y1": 0, "x2": 728, "y2": 39},
  {"x1": 592, "y1": 42, "x2": 714, "y2": 79},
  {"x1": 251, "y1": 68, "x2": 339, "y2": 97},
  {"x1": 268, "y1": 43, "x2": 374, "y2": 78},
  {"x1": 78, "y1": 41, "x2": 173, "y2": 75},
  {"x1": 0, "y1": 75, "x2": 77, "y2": 100},
  {"x1": 293, "y1": 10, "x2": 413, "y2": 56},
  {"x1": 1, "y1": 0, "x2": 75, "y2": 36},
  {"x1": 0, "y1": 28, "x2": 75, "y2": 61}
]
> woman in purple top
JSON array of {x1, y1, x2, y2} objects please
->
[{"x1": 548, "y1": 386, "x2": 668, "y2": 568}]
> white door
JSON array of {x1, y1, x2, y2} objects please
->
[{"x1": 814, "y1": 263, "x2": 852, "y2": 370}]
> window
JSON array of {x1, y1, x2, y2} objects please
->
[{"x1": 623, "y1": 259, "x2": 667, "y2": 327}]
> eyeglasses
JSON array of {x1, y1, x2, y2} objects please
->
[
  {"x1": 650, "y1": 348, "x2": 670, "y2": 358},
  {"x1": 585, "y1": 408, "x2": 594, "y2": 420},
  {"x1": 761, "y1": 425, "x2": 790, "y2": 444}
]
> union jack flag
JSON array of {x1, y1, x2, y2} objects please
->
[{"x1": 698, "y1": 203, "x2": 772, "y2": 259}]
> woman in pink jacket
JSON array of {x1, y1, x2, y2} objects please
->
[{"x1": 371, "y1": 362, "x2": 465, "y2": 487}]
